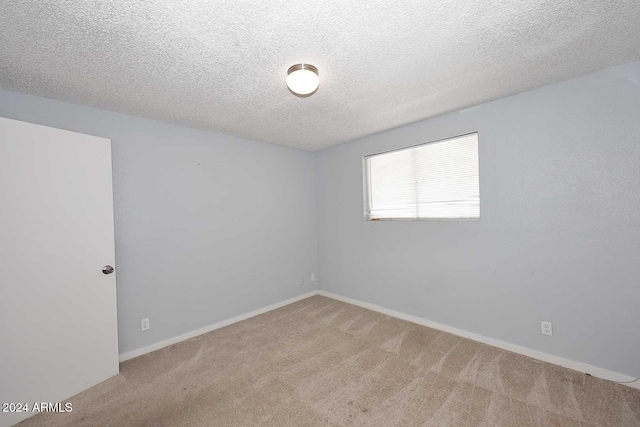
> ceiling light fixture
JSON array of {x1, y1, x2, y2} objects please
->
[{"x1": 286, "y1": 64, "x2": 319, "y2": 97}]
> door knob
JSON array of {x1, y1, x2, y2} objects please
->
[{"x1": 102, "y1": 265, "x2": 115, "y2": 275}]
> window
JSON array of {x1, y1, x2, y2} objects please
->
[{"x1": 365, "y1": 133, "x2": 479, "y2": 220}]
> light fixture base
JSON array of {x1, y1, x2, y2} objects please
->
[{"x1": 287, "y1": 63, "x2": 318, "y2": 75}]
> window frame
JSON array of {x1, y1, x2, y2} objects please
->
[{"x1": 362, "y1": 132, "x2": 480, "y2": 222}]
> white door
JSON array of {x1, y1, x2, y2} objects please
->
[{"x1": 0, "y1": 117, "x2": 119, "y2": 427}]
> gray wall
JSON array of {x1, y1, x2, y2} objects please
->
[
  {"x1": 0, "y1": 89, "x2": 318, "y2": 355},
  {"x1": 315, "y1": 61, "x2": 640, "y2": 376},
  {"x1": 2, "y1": 60, "x2": 639, "y2": 376}
]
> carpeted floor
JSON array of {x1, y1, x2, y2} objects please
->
[{"x1": 18, "y1": 295, "x2": 640, "y2": 427}]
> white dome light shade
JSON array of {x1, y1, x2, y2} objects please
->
[{"x1": 286, "y1": 64, "x2": 319, "y2": 96}]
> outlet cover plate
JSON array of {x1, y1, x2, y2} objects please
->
[
  {"x1": 141, "y1": 318, "x2": 150, "y2": 331},
  {"x1": 541, "y1": 320, "x2": 552, "y2": 336}
]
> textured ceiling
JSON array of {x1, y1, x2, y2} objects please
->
[{"x1": 1, "y1": 1, "x2": 640, "y2": 151}]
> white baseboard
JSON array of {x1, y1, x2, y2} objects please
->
[
  {"x1": 317, "y1": 290, "x2": 640, "y2": 390},
  {"x1": 118, "y1": 288, "x2": 638, "y2": 390},
  {"x1": 119, "y1": 291, "x2": 320, "y2": 362}
]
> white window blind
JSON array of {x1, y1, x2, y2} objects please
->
[{"x1": 365, "y1": 133, "x2": 479, "y2": 220}]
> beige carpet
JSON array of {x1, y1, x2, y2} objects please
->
[{"x1": 18, "y1": 295, "x2": 640, "y2": 427}]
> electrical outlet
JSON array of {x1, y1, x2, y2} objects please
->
[
  {"x1": 141, "y1": 318, "x2": 150, "y2": 331},
  {"x1": 541, "y1": 321, "x2": 552, "y2": 336},
  {"x1": 311, "y1": 273, "x2": 316, "y2": 282}
]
